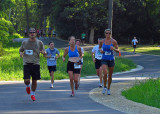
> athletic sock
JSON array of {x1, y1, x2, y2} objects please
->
[
  {"x1": 26, "y1": 84, "x2": 30, "y2": 87},
  {"x1": 31, "y1": 91, "x2": 35, "y2": 96}
]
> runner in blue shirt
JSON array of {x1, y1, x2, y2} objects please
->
[
  {"x1": 99, "y1": 29, "x2": 119, "y2": 95},
  {"x1": 45, "y1": 41, "x2": 60, "y2": 88}
]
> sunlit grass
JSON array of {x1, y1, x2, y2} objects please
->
[
  {"x1": 122, "y1": 79, "x2": 160, "y2": 108},
  {"x1": 119, "y1": 45, "x2": 160, "y2": 55}
]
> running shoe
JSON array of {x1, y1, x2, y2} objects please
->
[
  {"x1": 50, "y1": 84, "x2": 53, "y2": 88},
  {"x1": 75, "y1": 82, "x2": 79, "y2": 90},
  {"x1": 99, "y1": 84, "x2": 103, "y2": 88},
  {"x1": 70, "y1": 92, "x2": 75, "y2": 97},
  {"x1": 31, "y1": 95, "x2": 36, "y2": 101},
  {"x1": 102, "y1": 88, "x2": 107, "y2": 94},
  {"x1": 26, "y1": 87, "x2": 30, "y2": 94},
  {"x1": 107, "y1": 89, "x2": 111, "y2": 95}
]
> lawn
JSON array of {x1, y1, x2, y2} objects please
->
[
  {"x1": 119, "y1": 45, "x2": 160, "y2": 55},
  {"x1": 122, "y1": 79, "x2": 160, "y2": 109}
]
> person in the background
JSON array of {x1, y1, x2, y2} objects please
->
[
  {"x1": 36, "y1": 29, "x2": 39, "y2": 39},
  {"x1": 99, "y1": 29, "x2": 119, "y2": 95},
  {"x1": 132, "y1": 37, "x2": 138, "y2": 54},
  {"x1": 91, "y1": 38, "x2": 103, "y2": 87},
  {"x1": 24, "y1": 28, "x2": 27, "y2": 37},
  {"x1": 62, "y1": 36, "x2": 82, "y2": 97},
  {"x1": 45, "y1": 41, "x2": 60, "y2": 88},
  {"x1": 19, "y1": 28, "x2": 46, "y2": 101},
  {"x1": 81, "y1": 32, "x2": 86, "y2": 45},
  {"x1": 76, "y1": 39, "x2": 84, "y2": 87}
]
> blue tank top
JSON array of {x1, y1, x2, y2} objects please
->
[
  {"x1": 102, "y1": 39, "x2": 114, "y2": 60},
  {"x1": 68, "y1": 46, "x2": 79, "y2": 57}
]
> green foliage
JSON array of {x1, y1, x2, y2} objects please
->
[
  {"x1": 0, "y1": 18, "x2": 15, "y2": 41},
  {"x1": 8, "y1": 33, "x2": 23, "y2": 40},
  {"x1": 122, "y1": 79, "x2": 160, "y2": 108},
  {"x1": 0, "y1": 42, "x2": 3, "y2": 56}
]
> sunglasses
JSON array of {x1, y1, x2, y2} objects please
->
[
  {"x1": 105, "y1": 32, "x2": 111, "y2": 34},
  {"x1": 29, "y1": 32, "x2": 35, "y2": 34}
]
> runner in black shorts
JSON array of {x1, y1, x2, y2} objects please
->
[
  {"x1": 92, "y1": 38, "x2": 103, "y2": 87},
  {"x1": 62, "y1": 36, "x2": 82, "y2": 97},
  {"x1": 19, "y1": 28, "x2": 46, "y2": 101},
  {"x1": 45, "y1": 41, "x2": 60, "y2": 88}
]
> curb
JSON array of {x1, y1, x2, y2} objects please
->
[{"x1": 83, "y1": 65, "x2": 143, "y2": 79}]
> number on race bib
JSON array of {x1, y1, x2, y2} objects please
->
[
  {"x1": 50, "y1": 56, "x2": 55, "y2": 61},
  {"x1": 105, "y1": 51, "x2": 111, "y2": 55},
  {"x1": 25, "y1": 50, "x2": 33, "y2": 55},
  {"x1": 74, "y1": 63, "x2": 81, "y2": 69}
]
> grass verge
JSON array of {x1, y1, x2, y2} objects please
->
[
  {"x1": 119, "y1": 45, "x2": 160, "y2": 55},
  {"x1": 122, "y1": 79, "x2": 160, "y2": 109}
]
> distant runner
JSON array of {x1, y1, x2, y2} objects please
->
[
  {"x1": 76, "y1": 39, "x2": 84, "y2": 86},
  {"x1": 132, "y1": 37, "x2": 138, "y2": 54},
  {"x1": 45, "y1": 41, "x2": 60, "y2": 88},
  {"x1": 91, "y1": 38, "x2": 103, "y2": 87}
]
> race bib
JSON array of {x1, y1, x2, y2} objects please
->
[
  {"x1": 105, "y1": 51, "x2": 111, "y2": 55},
  {"x1": 97, "y1": 55, "x2": 102, "y2": 59},
  {"x1": 74, "y1": 63, "x2": 81, "y2": 69},
  {"x1": 25, "y1": 50, "x2": 33, "y2": 55},
  {"x1": 50, "y1": 56, "x2": 55, "y2": 61}
]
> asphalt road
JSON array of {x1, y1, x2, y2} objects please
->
[{"x1": 0, "y1": 37, "x2": 160, "y2": 114}]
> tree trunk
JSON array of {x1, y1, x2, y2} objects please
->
[
  {"x1": 25, "y1": 0, "x2": 30, "y2": 30},
  {"x1": 89, "y1": 27, "x2": 95, "y2": 44}
]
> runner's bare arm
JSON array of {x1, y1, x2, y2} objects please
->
[
  {"x1": 19, "y1": 42, "x2": 24, "y2": 57},
  {"x1": 111, "y1": 40, "x2": 119, "y2": 53},
  {"x1": 99, "y1": 40, "x2": 104, "y2": 53},
  {"x1": 62, "y1": 47, "x2": 68, "y2": 61},
  {"x1": 78, "y1": 47, "x2": 82, "y2": 59}
]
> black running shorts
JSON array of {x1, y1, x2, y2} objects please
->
[
  {"x1": 95, "y1": 59, "x2": 102, "y2": 69},
  {"x1": 101, "y1": 59, "x2": 115, "y2": 67},
  {"x1": 23, "y1": 64, "x2": 41, "y2": 80},
  {"x1": 48, "y1": 66, "x2": 56, "y2": 73},
  {"x1": 67, "y1": 61, "x2": 80, "y2": 74}
]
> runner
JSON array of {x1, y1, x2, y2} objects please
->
[
  {"x1": 76, "y1": 39, "x2": 84, "y2": 86},
  {"x1": 19, "y1": 28, "x2": 46, "y2": 101},
  {"x1": 62, "y1": 36, "x2": 82, "y2": 97},
  {"x1": 91, "y1": 38, "x2": 103, "y2": 87},
  {"x1": 45, "y1": 41, "x2": 60, "y2": 88},
  {"x1": 132, "y1": 37, "x2": 138, "y2": 54},
  {"x1": 99, "y1": 29, "x2": 119, "y2": 95}
]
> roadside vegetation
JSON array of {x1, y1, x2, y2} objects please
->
[
  {"x1": 122, "y1": 79, "x2": 160, "y2": 108},
  {"x1": 0, "y1": 42, "x2": 136, "y2": 81},
  {"x1": 119, "y1": 45, "x2": 160, "y2": 55}
]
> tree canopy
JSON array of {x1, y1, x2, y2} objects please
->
[{"x1": 0, "y1": 0, "x2": 160, "y2": 44}]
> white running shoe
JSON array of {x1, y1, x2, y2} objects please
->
[
  {"x1": 102, "y1": 88, "x2": 107, "y2": 94},
  {"x1": 50, "y1": 84, "x2": 53, "y2": 88},
  {"x1": 107, "y1": 89, "x2": 111, "y2": 95}
]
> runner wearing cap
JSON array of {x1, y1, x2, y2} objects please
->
[{"x1": 19, "y1": 28, "x2": 46, "y2": 101}]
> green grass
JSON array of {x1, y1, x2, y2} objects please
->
[
  {"x1": 122, "y1": 79, "x2": 160, "y2": 108},
  {"x1": 119, "y1": 45, "x2": 160, "y2": 55},
  {"x1": 0, "y1": 42, "x2": 136, "y2": 81}
]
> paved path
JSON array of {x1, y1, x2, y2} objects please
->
[{"x1": 0, "y1": 37, "x2": 159, "y2": 114}]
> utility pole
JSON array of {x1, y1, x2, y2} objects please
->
[{"x1": 108, "y1": 0, "x2": 113, "y2": 31}]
